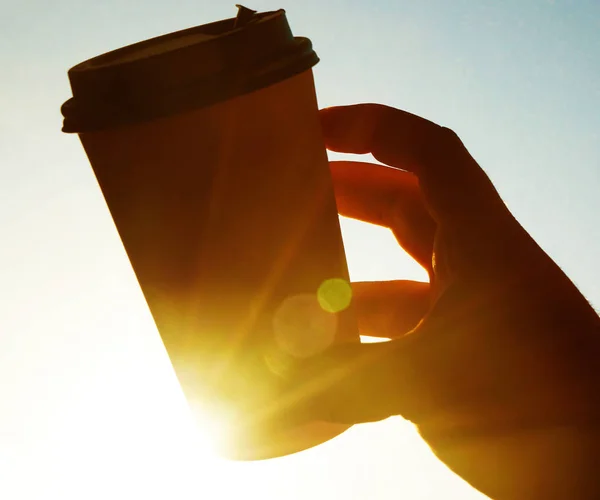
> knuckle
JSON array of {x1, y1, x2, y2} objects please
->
[
  {"x1": 428, "y1": 125, "x2": 474, "y2": 169},
  {"x1": 420, "y1": 125, "x2": 465, "y2": 167},
  {"x1": 436, "y1": 126, "x2": 463, "y2": 148}
]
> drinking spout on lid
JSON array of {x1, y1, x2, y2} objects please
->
[{"x1": 234, "y1": 5, "x2": 258, "y2": 28}]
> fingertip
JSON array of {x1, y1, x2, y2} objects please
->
[
  {"x1": 319, "y1": 106, "x2": 343, "y2": 141},
  {"x1": 319, "y1": 105, "x2": 343, "y2": 116},
  {"x1": 319, "y1": 104, "x2": 377, "y2": 154},
  {"x1": 318, "y1": 106, "x2": 340, "y2": 123}
]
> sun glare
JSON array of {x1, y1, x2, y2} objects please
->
[
  {"x1": 317, "y1": 278, "x2": 353, "y2": 313},
  {"x1": 25, "y1": 218, "x2": 486, "y2": 500}
]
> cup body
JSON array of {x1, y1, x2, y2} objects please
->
[{"x1": 77, "y1": 68, "x2": 358, "y2": 459}]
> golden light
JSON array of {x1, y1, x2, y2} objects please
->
[
  {"x1": 317, "y1": 278, "x2": 353, "y2": 313},
  {"x1": 12, "y1": 217, "x2": 486, "y2": 500},
  {"x1": 272, "y1": 293, "x2": 338, "y2": 358}
]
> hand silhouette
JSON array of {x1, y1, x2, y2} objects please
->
[{"x1": 294, "y1": 104, "x2": 600, "y2": 500}]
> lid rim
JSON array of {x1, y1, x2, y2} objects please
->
[{"x1": 62, "y1": 38, "x2": 319, "y2": 134}]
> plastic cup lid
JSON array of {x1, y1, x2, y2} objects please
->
[{"x1": 61, "y1": 6, "x2": 319, "y2": 133}]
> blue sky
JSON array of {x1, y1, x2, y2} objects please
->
[{"x1": 1, "y1": 1, "x2": 598, "y2": 499}]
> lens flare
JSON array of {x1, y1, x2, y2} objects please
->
[
  {"x1": 263, "y1": 346, "x2": 295, "y2": 378},
  {"x1": 272, "y1": 293, "x2": 337, "y2": 358},
  {"x1": 317, "y1": 278, "x2": 352, "y2": 313}
]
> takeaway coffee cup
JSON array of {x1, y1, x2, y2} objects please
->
[{"x1": 61, "y1": 6, "x2": 359, "y2": 460}]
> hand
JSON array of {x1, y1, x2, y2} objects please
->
[{"x1": 294, "y1": 104, "x2": 600, "y2": 499}]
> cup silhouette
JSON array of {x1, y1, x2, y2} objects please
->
[{"x1": 61, "y1": 6, "x2": 359, "y2": 460}]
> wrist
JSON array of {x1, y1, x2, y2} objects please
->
[{"x1": 421, "y1": 418, "x2": 600, "y2": 500}]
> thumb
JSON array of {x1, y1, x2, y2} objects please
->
[{"x1": 290, "y1": 337, "x2": 435, "y2": 425}]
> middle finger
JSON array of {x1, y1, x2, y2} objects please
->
[{"x1": 331, "y1": 160, "x2": 437, "y2": 272}]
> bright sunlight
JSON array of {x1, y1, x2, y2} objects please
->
[
  {"x1": 3, "y1": 1, "x2": 598, "y2": 498},
  {"x1": 9, "y1": 217, "x2": 486, "y2": 500}
]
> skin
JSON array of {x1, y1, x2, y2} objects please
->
[{"x1": 292, "y1": 104, "x2": 600, "y2": 500}]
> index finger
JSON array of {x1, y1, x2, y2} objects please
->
[{"x1": 320, "y1": 104, "x2": 509, "y2": 225}]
